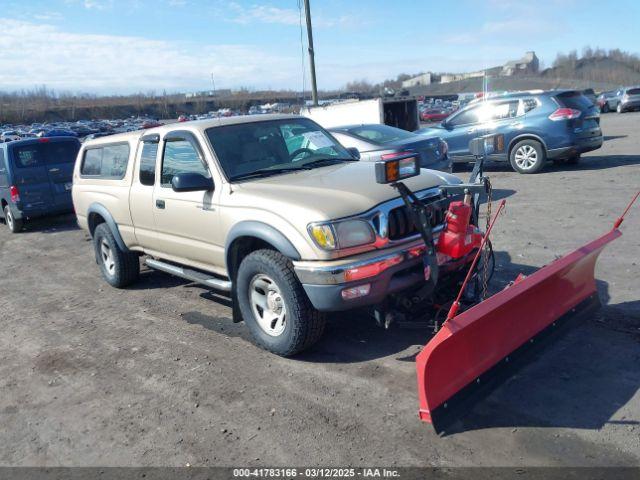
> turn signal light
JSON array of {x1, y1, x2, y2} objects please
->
[{"x1": 375, "y1": 155, "x2": 420, "y2": 184}]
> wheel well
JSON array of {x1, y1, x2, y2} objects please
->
[
  {"x1": 87, "y1": 212, "x2": 106, "y2": 237},
  {"x1": 1, "y1": 198, "x2": 7, "y2": 209},
  {"x1": 227, "y1": 236, "x2": 278, "y2": 280},
  {"x1": 508, "y1": 136, "x2": 547, "y2": 158}
]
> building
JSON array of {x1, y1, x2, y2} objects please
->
[
  {"x1": 184, "y1": 89, "x2": 232, "y2": 99},
  {"x1": 501, "y1": 51, "x2": 539, "y2": 76},
  {"x1": 401, "y1": 72, "x2": 432, "y2": 88}
]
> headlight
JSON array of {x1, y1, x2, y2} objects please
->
[
  {"x1": 309, "y1": 220, "x2": 375, "y2": 250},
  {"x1": 335, "y1": 220, "x2": 375, "y2": 248}
]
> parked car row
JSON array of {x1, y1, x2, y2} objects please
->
[
  {"x1": 0, "y1": 117, "x2": 164, "y2": 145},
  {"x1": 597, "y1": 86, "x2": 640, "y2": 113}
]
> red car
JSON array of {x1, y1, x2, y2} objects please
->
[
  {"x1": 141, "y1": 120, "x2": 162, "y2": 129},
  {"x1": 420, "y1": 109, "x2": 449, "y2": 122}
]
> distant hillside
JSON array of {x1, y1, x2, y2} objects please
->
[
  {"x1": 541, "y1": 56, "x2": 640, "y2": 87},
  {"x1": 409, "y1": 53, "x2": 640, "y2": 96},
  {"x1": 408, "y1": 76, "x2": 615, "y2": 96}
]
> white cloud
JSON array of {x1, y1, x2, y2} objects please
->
[
  {"x1": 225, "y1": 2, "x2": 358, "y2": 28},
  {"x1": 0, "y1": 19, "x2": 299, "y2": 94},
  {"x1": 33, "y1": 12, "x2": 64, "y2": 21},
  {"x1": 443, "y1": 16, "x2": 560, "y2": 46},
  {"x1": 83, "y1": 0, "x2": 113, "y2": 9}
]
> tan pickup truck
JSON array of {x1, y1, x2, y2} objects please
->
[{"x1": 72, "y1": 114, "x2": 461, "y2": 355}]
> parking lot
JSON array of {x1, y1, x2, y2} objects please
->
[{"x1": 0, "y1": 112, "x2": 638, "y2": 467}]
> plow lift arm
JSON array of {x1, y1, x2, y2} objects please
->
[{"x1": 375, "y1": 136, "x2": 639, "y2": 433}]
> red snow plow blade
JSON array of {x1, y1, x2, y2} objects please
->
[{"x1": 416, "y1": 228, "x2": 622, "y2": 431}]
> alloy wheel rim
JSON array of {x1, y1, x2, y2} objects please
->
[
  {"x1": 514, "y1": 145, "x2": 538, "y2": 170},
  {"x1": 249, "y1": 274, "x2": 287, "y2": 337},
  {"x1": 100, "y1": 239, "x2": 116, "y2": 276},
  {"x1": 6, "y1": 211, "x2": 13, "y2": 230}
]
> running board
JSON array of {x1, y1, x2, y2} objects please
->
[{"x1": 145, "y1": 258, "x2": 232, "y2": 292}]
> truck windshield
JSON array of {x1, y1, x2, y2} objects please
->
[{"x1": 206, "y1": 118, "x2": 354, "y2": 181}]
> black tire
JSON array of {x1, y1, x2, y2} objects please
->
[
  {"x1": 602, "y1": 103, "x2": 610, "y2": 113},
  {"x1": 617, "y1": 103, "x2": 624, "y2": 114},
  {"x1": 236, "y1": 249, "x2": 326, "y2": 356},
  {"x1": 93, "y1": 223, "x2": 139, "y2": 288},
  {"x1": 509, "y1": 139, "x2": 546, "y2": 174},
  {"x1": 4, "y1": 206, "x2": 23, "y2": 233}
]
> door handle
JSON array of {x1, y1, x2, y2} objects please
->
[
  {"x1": 49, "y1": 168, "x2": 60, "y2": 173},
  {"x1": 156, "y1": 199, "x2": 165, "y2": 209}
]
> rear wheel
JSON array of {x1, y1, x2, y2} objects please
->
[
  {"x1": 509, "y1": 140, "x2": 546, "y2": 174},
  {"x1": 237, "y1": 249, "x2": 326, "y2": 356},
  {"x1": 93, "y1": 223, "x2": 140, "y2": 288},
  {"x1": 3, "y1": 206, "x2": 22, "y2": 233}
]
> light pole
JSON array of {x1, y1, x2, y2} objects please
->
[{"x1": 303, "y1": 0, "x2": 318, "y2": 106}]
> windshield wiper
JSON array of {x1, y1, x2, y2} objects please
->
[
  {"x1": 229, "y1": 158, "x2": 355, "y2": 182},
  {"x1": 229, "y1": 166, "x2": 311, "y2": 182},
  {"x1": 299, "y1": 157, "x2": 357, "y2": 168}
]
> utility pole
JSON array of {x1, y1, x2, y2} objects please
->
[
  {"x1": 210, "y1": 73, "x2": 216, "y2": 97},
  {"x1": 303, "y1": 0, "x2": 318, "y2": 106}
]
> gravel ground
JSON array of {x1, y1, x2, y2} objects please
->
[{"x1": 0, "y1": 112, "x2": 639, "y2": 467}]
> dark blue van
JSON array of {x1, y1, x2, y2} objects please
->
[{"x1": 0, "y1": 137, "x2": 80, "y2": 232}]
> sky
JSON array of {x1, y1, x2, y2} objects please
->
[{"x1": 0, "y1": 0, "x2": 639, "y2": 95}]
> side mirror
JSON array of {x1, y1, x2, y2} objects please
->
[
  {"x1": 441, "y1": 120, "x2": 450, "y2": 129},
  {"x1": 347, "y1": 147, "x2": 361, "y2": 160},
  {"x1": 171, "y1": 172, "x2": 214, "y2": 192}
]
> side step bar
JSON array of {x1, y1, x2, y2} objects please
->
[{"x1": 145, "y1": 258, "x2": 232, "y2": 292}]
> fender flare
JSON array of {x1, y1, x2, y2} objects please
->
[
  {"x1": 225, "y1": 221, "x2": 301, "y2": 272},
  {"x1": 86, "y1": 203, "x2": 130, "y2": 252},
  {"x1": 508, "y1": 133, "x2": 548, "y2": 156}
]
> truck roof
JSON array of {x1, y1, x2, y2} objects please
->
[{"x1": 81, "y1": 114, "x2": 301, "y2": 148}]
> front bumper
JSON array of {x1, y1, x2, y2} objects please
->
[{"x1": 294, "y1": 238, "x2": 431, "y2": 311}]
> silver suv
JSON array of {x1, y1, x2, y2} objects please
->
[{"x1": 617, "y1": 86, "x2": 640, "y2": 113}]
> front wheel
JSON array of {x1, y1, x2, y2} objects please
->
[
  {"x1": 602, "y1": 103, "x2": 610, "y2": 113},
  {"x1": 617, "y1": 103, "x2": 624, "y2": 113},
  {"x1": 3, "y1": 206, "x2": 23, "y2": 233},
  {"x1": 509, "y1": 140, "x2": 546, "y2": 174},
  {"x1": 93, "y1": 223, "x2": 140, "y2": 288},
  {"x1": 237, "y1": 249, "x2": 326, "y2": 356}
]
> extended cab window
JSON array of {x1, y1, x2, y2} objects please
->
[
  {"x1": 139, "y1": 141, "x2": 158, "y2": 186},
  {"x1": 80, "y1": 143, "x2": 130, "y2": 179},
  {"x1": 161, "y1": 137, "x2": 210, "y2": 187}
]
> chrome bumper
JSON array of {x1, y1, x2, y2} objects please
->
[{"x1": 293, "y1": 237, "x2": 430, "y2": 285}]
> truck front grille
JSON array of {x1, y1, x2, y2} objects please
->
[{"x1": 387, "y1": 204, "x2": 446, "y2": 241}]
